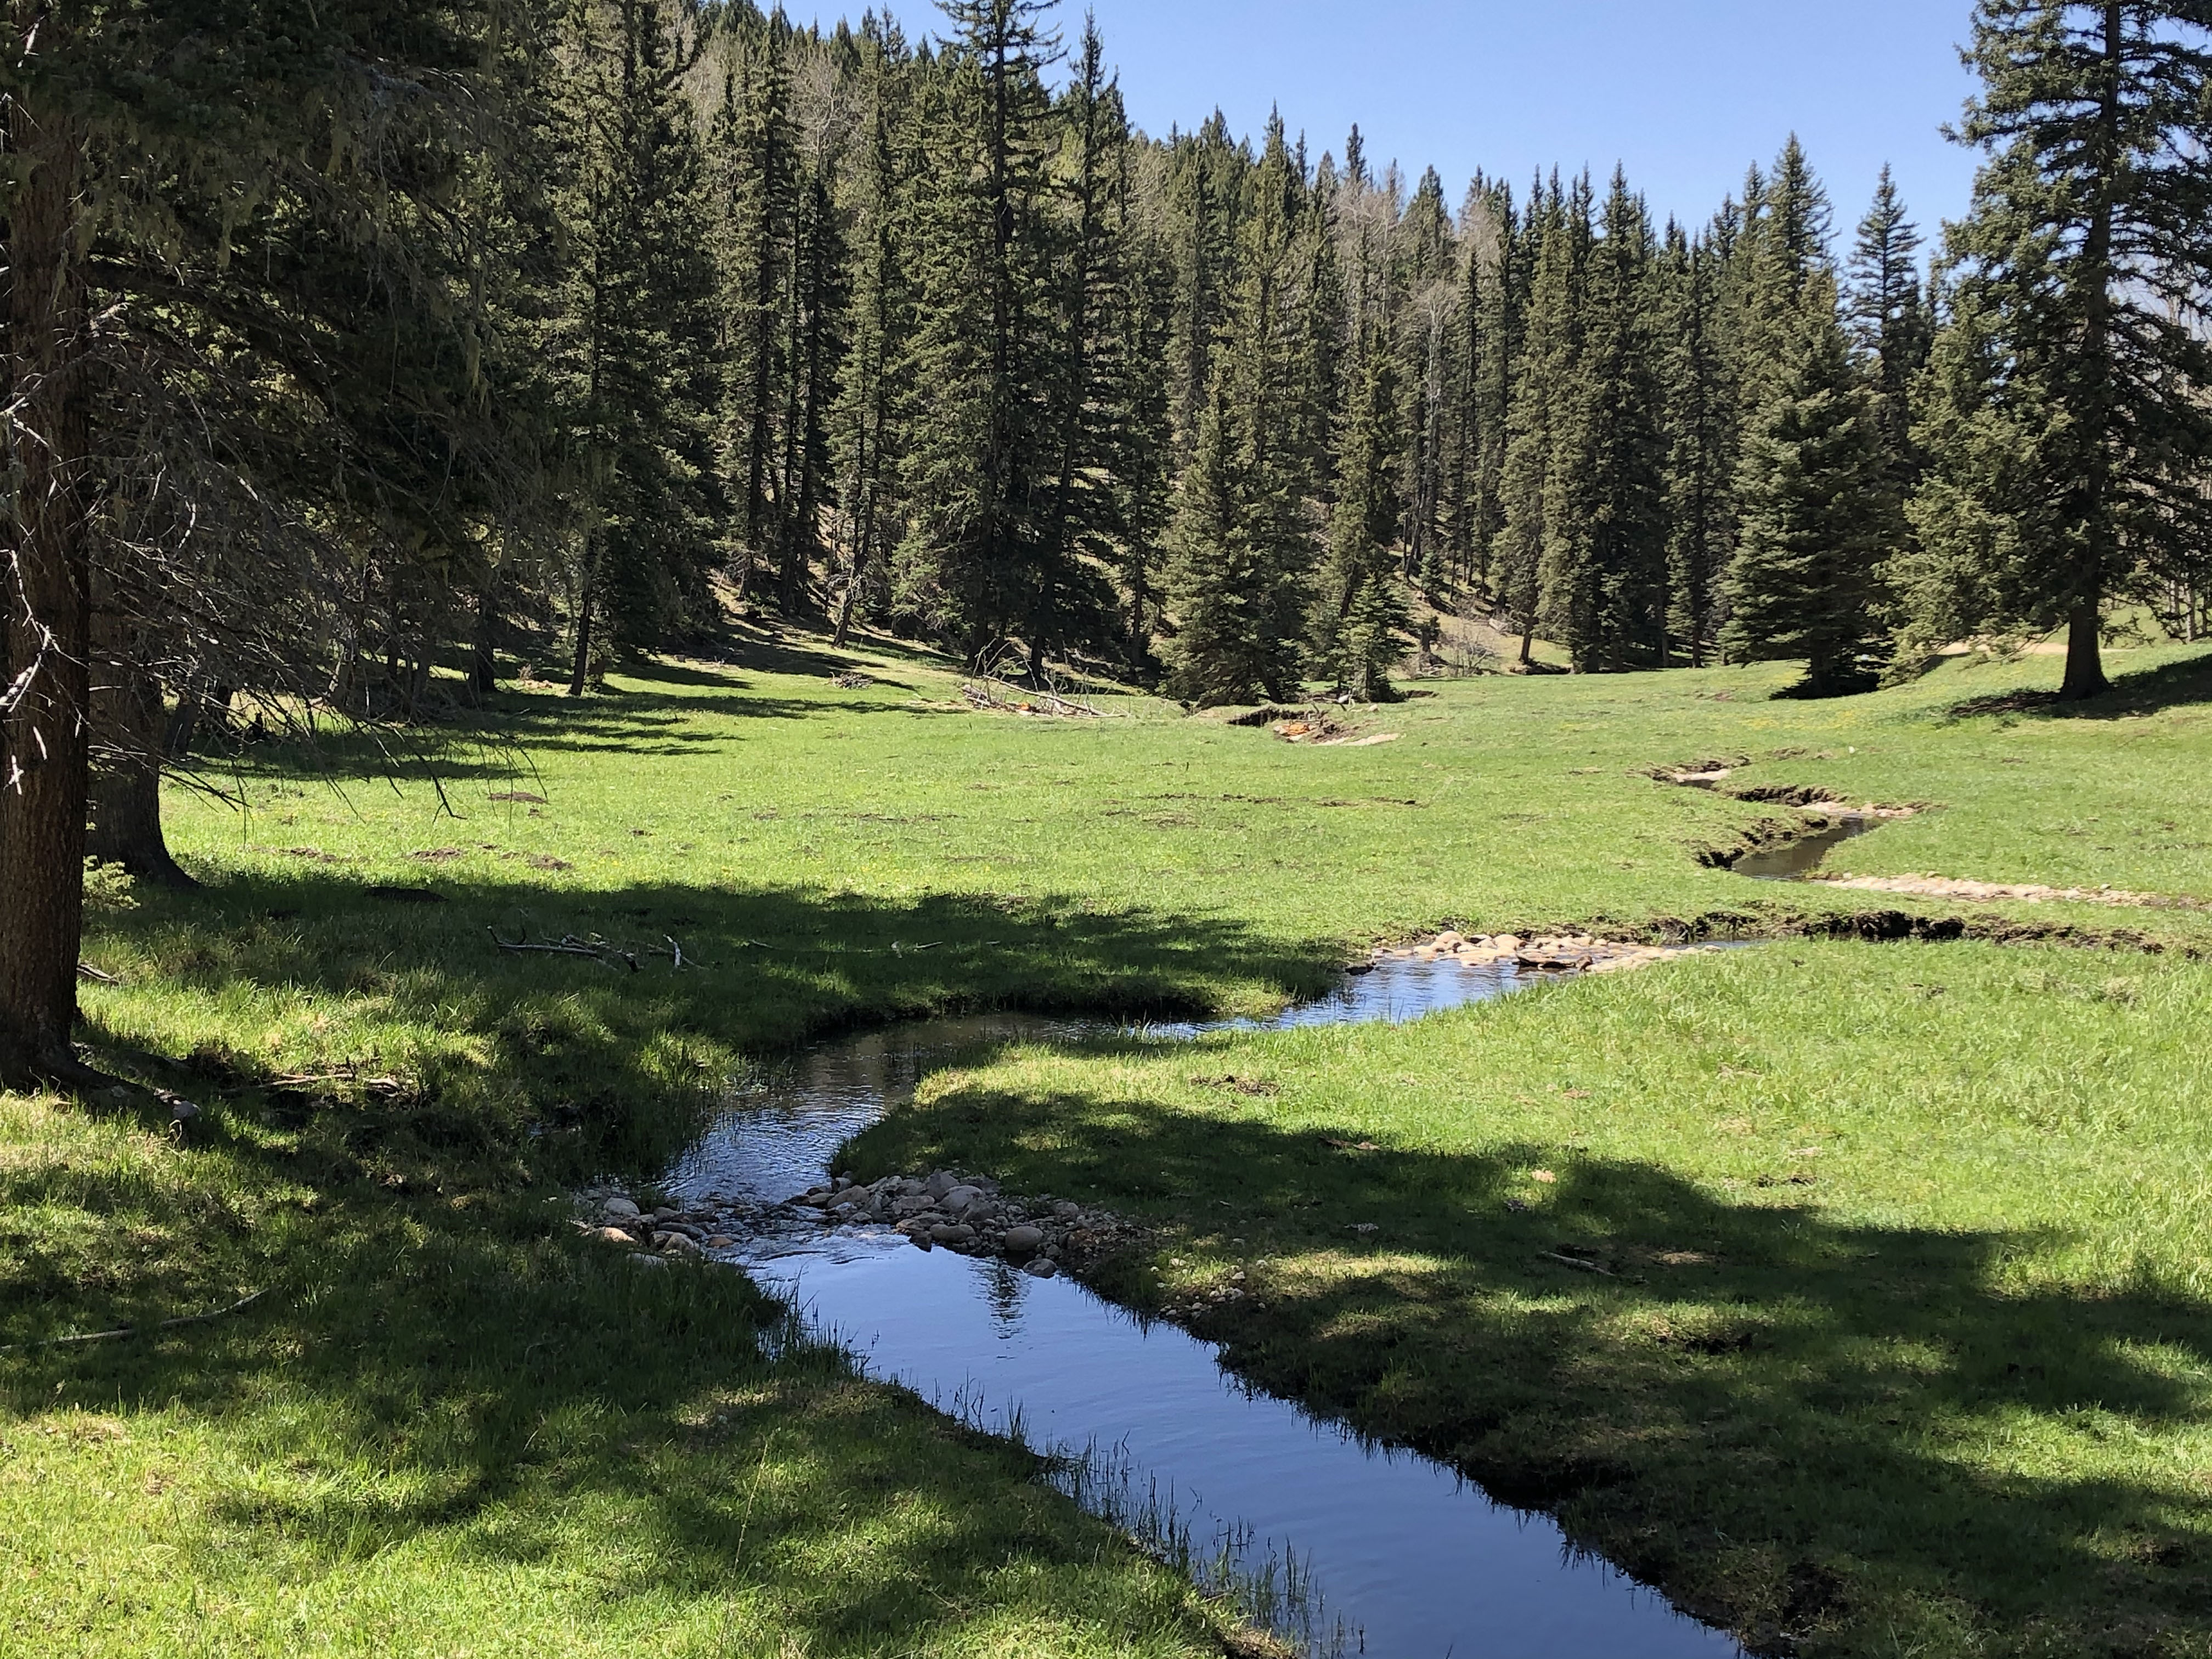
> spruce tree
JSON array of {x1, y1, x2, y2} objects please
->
[
  {"x1": 1720, "y1": 286, "x2": 1894, "y2": 696},
  {"x1": 1496, "y1": 175, "x2": 1571, "y2": 664},
  {"x1": 1161, "y1": 383, "x2": 1300, "y2": 703},
  {"x1": 1313, "y1": 351, "x2": 1412, "y2": 697},
  {"x1": 1662, "y1": 223, "x2": 1737, "y2": 663},
  {"x1": 1846, "y1": 165, "x2": 1932, "y2": 478},
  {"x1": 828, "y1": 17, "x2": 912, "y2": 646},
  {"x1": 892, "y1": 0, "x2": 1061, "y2": 664},
  {"x1": 556, "y1": 0, "x2": 724, "y2": 692},
  {"x1": 1903, "y1": 0, "x2": 2212, "y2": 698},
  {"x1": 1548, "y1": 170, "x2": 1669, "y2": 671}
]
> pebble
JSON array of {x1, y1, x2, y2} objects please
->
[
  {"x1": 1002, "y1": 1224, "x2": 1045, "y2": 1255},
  {"x1": 929, "y1": 1222, "x2": 975, "y2": 1245},
  {"x1": 586, "y1": 1226, "x2": 636, "y2": 1246},
  {"x1": 629, "y1": 1253, "x2": 667, "y2": 1269},
  {"x1": 602, "y1": 1197, "x2": 641, "y2": 1221},
  {"x1": 1022, "y1": 1259, "x2": 1058, "y2": 1278}
]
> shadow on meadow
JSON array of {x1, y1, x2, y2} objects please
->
[
  {"x1": 0, "y1": 1127, "x2": 1218, "y2": 1651},
  {"x1": 1942, "y1": 646, "x2": 2212, "y2": 724},
  {"x1": 76, "y1": 865, "x2": 1345, "y2": 1195},
  {"x1": 195, "y1": 662, "x2": 943, "y2": 791},
  {"x1": 848, "y1": 1055, "x2": 2212, "y2": 1652},
  {"x1": 2, "y1": 870, "x2": 1343, "y2": 1650}
]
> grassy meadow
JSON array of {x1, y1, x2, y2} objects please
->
[{"x1": 5, "y1": 625, "x2": 2211, "y2": 1656}]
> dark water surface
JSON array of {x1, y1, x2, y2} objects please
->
[
  {"x1": 1731, "y1": 814, "x2": 1886, "y2": 880},
  {"x1": 665, "y1": 959, "x2": 1743, "y2": 1658}
]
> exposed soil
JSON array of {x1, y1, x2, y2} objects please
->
[
  {"x1": 1812, "y1": 872, "x2": 2205, "y2": 910},
  {"x1": 1373, "y1": 931, "x2": 1735, "y2": 974}
]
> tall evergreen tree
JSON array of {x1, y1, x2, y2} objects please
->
[
  {"x1": 1721, "y1": 286, "x2": 1894, "y2": 695},
  {"x1": 1903, "y1": 0, "x2": 2212, "y2": 698},
  {"x1": 828, "y1": 17, "x2": 912, "y2": 645},
  {"x1": 1312, "y1": 350, "x2": 1411, "y2": 697},
  {"x1": 1662, "y1": 223, "x2": 1737, "y2": 663},
  {"x1": 1545, "y1": 171, "x2": 1669, "y2": 670},
  {"x1": 892, "y1": 0, "x2": 1062, "y2": 663},
  {"x1": 1846, "y1": 165, "x2": 1933, "y2": 477},
  {"x1": 556, "y1": 0, "x2": 724, "y2": 693},
  {"x1": 1496, "y1": 175, "x2": 1572, "y2": 663},
  {"x1": 710, "y1": 19, "x2": 797, "y2": 604}
]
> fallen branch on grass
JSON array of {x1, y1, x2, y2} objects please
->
[
  {"x1": 488, "y1": 926, "x2": 640, "y2": 972},
  {"x1": 1539, "y1": 1251, "x2": 1618, "y2": 1277},
  {"x1": 0, "y1": 1289, "x2": 270, "y2": 1352}
]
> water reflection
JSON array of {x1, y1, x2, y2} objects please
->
[
  {"x1": 665, "y1": 957, "x2": 1744, "y2": 1658},
  {"x1": 1731, "y1": 814, "x2": 1884, "y2": 880}
]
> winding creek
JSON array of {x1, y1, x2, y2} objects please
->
[{"x1": 654, "y1": 958, "x2": 1748, "y2": 1658}]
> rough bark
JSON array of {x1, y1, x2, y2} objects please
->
[
  {"x1": 2061, "y1": 601, "x2": 2109, "y2": 702},
  {"x1": 567, "y1": 530, "x2": 598, "y2": 697},
  {"x1": 2058, "y1": 2, "x2": 2121, "y2": 706},
  {"x1": 0, "y1": 69, "x2": 99, "y2": 1087},
  {"x1": 86, "y1": 669, "x2": 195, "y2": 889}
]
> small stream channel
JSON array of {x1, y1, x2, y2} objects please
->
[
  {"x1": 661, "y1": 960, "x2": 1743, "y2": 1658},
  {"x1": 1730, "y1": 813, "x2": 1886, "y2": 880}
]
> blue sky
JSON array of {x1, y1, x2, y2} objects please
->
[
  {"x1": 1075, "y1": 0, "x2": 1984, "y2": 234},
  {"x1": 858, "y1": 1, "x2": 1987, "y2": 241}
]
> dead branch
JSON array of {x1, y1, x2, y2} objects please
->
[{"x1": 0, "y1": 1288, "x2": 270, "y2": 1352}]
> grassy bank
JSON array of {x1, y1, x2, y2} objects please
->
[
  {"x1": 6, "y1": 629, "x2": 2211, "y2": 1655},
  {"x1": 849, "y1": 940, "x2": 2212, "y2": 1656}
]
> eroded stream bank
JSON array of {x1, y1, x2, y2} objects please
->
[{"x1": 592, "y1": 957, "x2": 1744, "y2": 1658}]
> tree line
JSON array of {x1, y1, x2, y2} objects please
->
[{"x1": 4, "y1": 0, "x2": 2212, "y2": 1087}]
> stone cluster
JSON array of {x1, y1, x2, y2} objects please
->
[
  {"x1": 1372, "y1": 931, "x2": 1728, "y2": 974},
  {"x1": 575, "y1": 1190, "x2": 748, "y2": 1261},
  {"x1": 785, "y1": 1170, "x2": 1144, "y2": 1276}
]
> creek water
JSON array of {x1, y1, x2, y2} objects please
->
[
  {"x1": 1731, "y1": 814, "x2": 1886, "y2": 880},
  {"x1": 663, "y1": 958, "x2": 1743, "y2": 1658}
]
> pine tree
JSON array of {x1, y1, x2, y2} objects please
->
[
  {"x1": 1496, "y1": 174, "x2": 1572, "y2": 663},
  {"x1": 1313, "y1": 351, "x2": 1411, "y2": 697},
  {"x1": 1720, "y1": 286, "x2": 1894, "y2": 696},
  {"x1": 1846, "y1": 165, "x2": 1932, "y2": 478},
  {"x1": 892, "y1": 0, "x2": 1062, "y2": 663},
  {"x1": 1740, "y1": 136, "x2": 1835, "y2": 402},
  {"x1": 710, "y1": 21, "x2": 797, "y2": 602},
  {"x1": 1662, "y1": 223, "x2": 1737, "y2": 663},
  {"x1": 1903, "y1": 0, "x2": 2212, "y2": 698},
  {"x1": 1028, "y1": 18, "x2": 1138, "y2": 661},
  {"x1": 1161, "y1": 382, "x2": 1301, "y2": 703},
  {"x1": 557, "y1": 0, "x2": 725, "y2": 693},
  {"x1": 828, "y1": 17, "x2": 912, "y2": 646}
]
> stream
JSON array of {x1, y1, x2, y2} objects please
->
[
  {"x1": 661, "y1": 958, "x2": 1743, "y2": 1657},
  {"x1": 1730, "y1": 813, "x2": 1885, "y2": 881}
]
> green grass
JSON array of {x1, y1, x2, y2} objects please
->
[
  {"x1": 7, "y1": 626, "x2": 2211, "y2": 1656},
  {"x1": 848, "y1": 941, "x2": 2212, "y2": 1656}
]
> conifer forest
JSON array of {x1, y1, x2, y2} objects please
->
[{"x1": 8, "y1": 4, "x2": 2212, "y2": 1656}]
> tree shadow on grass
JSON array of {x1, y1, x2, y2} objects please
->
[
  {"x1": 1943, "y1": 647, "x2": 2212, "y2": 723},
  {"x1": 848, "y1": 1057, "x2": 2212, "y2": 1654},
  {"x1": 0, "y1": 1146, "x2": 1217, "y2": 1652},
  {"x1": 76, "y1": 868, "x2": 1345, "y2": 1191},
  {"x1": 197, "y1": 664, "x2": 947, "y2": 789},
  {"x1": 1, "y1": 877, "x2": 1340, "y2": 1652}
]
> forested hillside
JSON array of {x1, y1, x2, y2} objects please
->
[{"x1": 6, "y1": 0, "x2": 2212, "y2": 1088}]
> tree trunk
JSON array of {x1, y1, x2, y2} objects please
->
[
  {"x1": 2059, "y1": 600, "x2": 2108, "y2": 701},
  {"x1": 0, "y1": 72, "x2": 100, "y2": 1087},
  {"x1": 470, "y1": 573, "x2": 500, "y2": 697},
  {"x1": 568, "y1": 532, "x2": 599, "y2": 698},
  {"x1": 87, "y1": 663, "x2": 196, "y2": 890}
]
